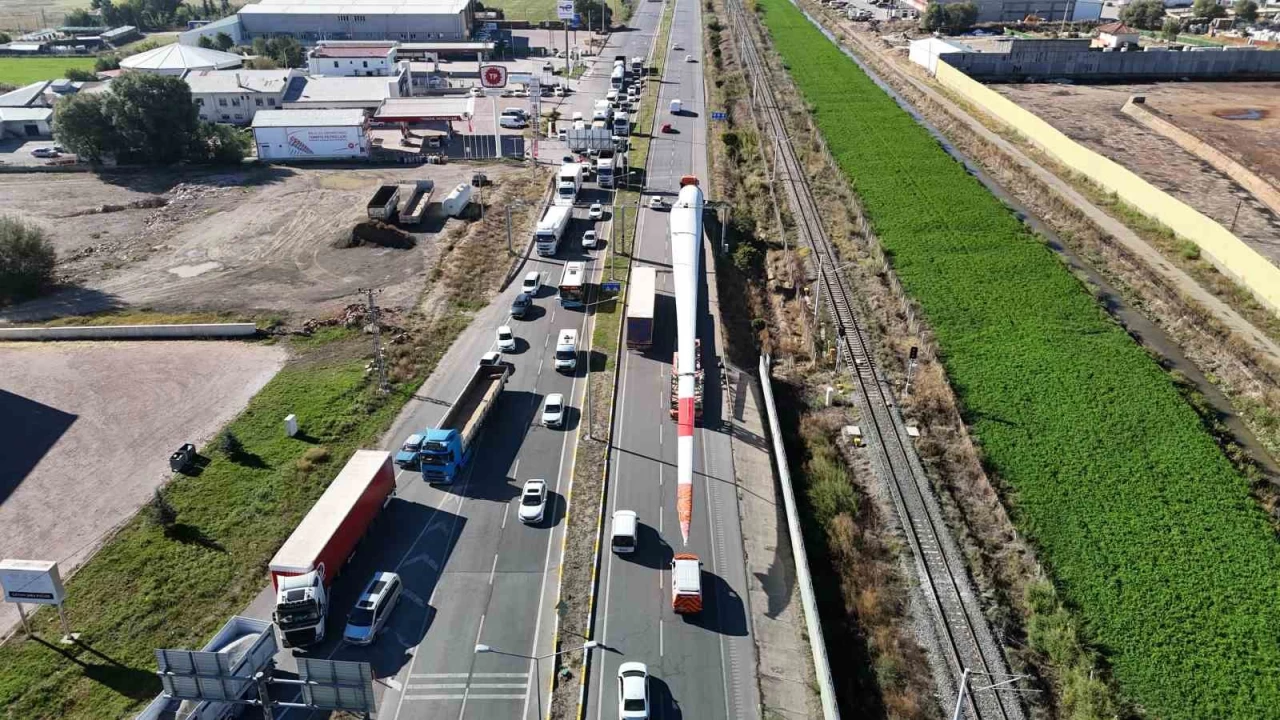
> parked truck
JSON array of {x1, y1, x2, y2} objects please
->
[
  {"x1": 536, "y1": 203, "x2": 573, "y2": 256},
  {"x1": 398, "y1": 180, "x2": 435, "y2": 225},
  {"x1": 556, "y1": 163, "x2": 584, "y2": 206},
  {"x1": 610, "y1": 63, "x2": 625, "y2": 90},
  {"x1": 269, "y1": 450, "x2": 395, "y2": 647},
  {"x1": 417, "y1": 361, "x2": 510, "y2": 484},
  {"x1": 669, "y1": 338, "x2": 703, "y2": 421},
  {"x1": 630, "y1": 56, "x2": 644, "y2": 75},
  {"x1": 626, "y1": 267, "x2": 656, "y2": 349},
  {"x1": 367, "y1": 184, "x2": 400, "y2": 222},
  {"x1": 135, "y1": 616, "x2": 277, "y2": 720},
  {"x1": 597, "y1": 148, "x2": 619, "y2": 188}
]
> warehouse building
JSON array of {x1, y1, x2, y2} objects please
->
[
  {"x1": 912, "y1": 0, "x2": 1102, "y2": 23},
  {"x1": 182, "y1": 0, "x2": 473, "y2": 46},
  {"x1": 307, "y1": 41, "x2": 399, "y2": 76},
  {"x1": 251, "y1": 108, "x2": 370, "y2": 160},
  {"x1": 185, "y1": 69, "x2": 306, "y2": 125}
]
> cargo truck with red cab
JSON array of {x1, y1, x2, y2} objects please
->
[{"x1": 269, "y1": 449, "x2": 395, "y2": 647}]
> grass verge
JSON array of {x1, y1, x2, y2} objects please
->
[
  {"x1": 0, "y1": 57, "x2": 98, "y2": 85},
  {"x1": 757, "y1": 0, "x2": 1280, "y2": 717}
]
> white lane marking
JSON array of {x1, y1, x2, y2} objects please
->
[
  {"x1": 538, "y1": 358, "x2": 545, "y2": 375},
  {"x1": 501, "y1": 503, "x2": 510, "y2": 529},
  {"x1": 412, "y1": 673, "x2": 529, "y2": 679},
  {"x1": 489, "y1": 554, "x2": 498, "y2": 585},
  {"x1": 660, "y1": 619, "x2": 664, "y2": 657},
  {"x1": 659, "y1": 504, "x2": 663, "y2": 532},
  {"x1": 406, "y1": 694, "x2": 525, "y2": 701},
  {"x1": 402, "y1": 588, "x2": 426, "y2": 608},
  {"x1": 410, "y1": 683, "x2": 528, "y2": 690}
]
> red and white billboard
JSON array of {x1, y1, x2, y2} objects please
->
[{"x1": 480, "y1": 64, "x2": 508, "y2": 88}]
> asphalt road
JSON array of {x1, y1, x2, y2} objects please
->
[
  {"x1": 238, "y1": 10, "x2": 676, "y2": 720},
  {"x1": 587, "y1": 0, "x2": 761, "y2": 717}
]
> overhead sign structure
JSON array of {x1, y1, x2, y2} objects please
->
[
  {"x1": 0, "y1": 559, "x2": 65, "y2": 605},
  {"x1": 480, "y1": 64, "x2": 508, "y2": 88},
  {"x1": 556, "y1": 0, "x2": 575, "y2": 20},
  {"x1": 298, "y1": 658, "x2": 377, "y2": 713}
]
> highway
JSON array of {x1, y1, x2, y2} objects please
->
[
  {"x1": 239, "y1": 6, "x2": 681, "y2": 720},
  {"x1": 586, "y1": 0, "x2": 761, "y2": 717}
]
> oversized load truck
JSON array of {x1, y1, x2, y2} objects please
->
[
  {"x1": 417, "y1": 361, "x2": 510, "y2": 484},
  {"x1": 136, "y1": 616, "x2": 277, "y2": 720},
  {"x1": 669, "y1": 338, "x2": 704, "y2": 422},
  {"x1": 269, "y1": 450, "x2": 395, "y2": 647}
]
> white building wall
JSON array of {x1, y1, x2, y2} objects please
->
[
  {"x1": 195, "y1": 91, "x2": 285, "y2": 124},
  {"x1": 306, "y1": 55, "x2": 395, "y2": 76},
  {"x1": 252, "y1": 123, "x2": 370, "y2": 160}
]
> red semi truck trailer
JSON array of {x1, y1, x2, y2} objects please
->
[{"x1": 269, "y1": 449, "x2": 395, "y2": 647}]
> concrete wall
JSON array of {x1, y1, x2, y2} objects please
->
[
  {"x1": 934, "y1": 58, "x2": 1280, "y2": 315},
  {"x1": 943, "y1": 41, "x2": 1280, "y2": 81},
  {"x1": 0, "y1": 323, "x2": 258, "y2": 340},
  {"x1": 239, "y1": 10, "x2": 470, "y2": 43},
  {"x1": 961, "y1": 0, "x2": 1100, "y2": 22}
]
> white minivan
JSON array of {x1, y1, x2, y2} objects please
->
[
  {"x1": 669, "y1": 99, "x2": 682, "y2": 114},
  {"x1": 611, "y1": 510, "x2": 638, "y2": 553}
]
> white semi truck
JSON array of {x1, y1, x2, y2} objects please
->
[
  {"x1": 556, "y1": 162, "x2": 584, "y2": 206},
  {"x1": 536, "y1": 203, "x2": 573, "y2": 256}
]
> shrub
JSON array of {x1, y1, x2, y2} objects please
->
[{"x1": 0, "y1": 216, "x2": 57, "y2": 304}]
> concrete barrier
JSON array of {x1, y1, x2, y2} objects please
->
[
  {"x1": 0, "y1": 323, "x2": 259, "y2": 341},
  {"x1": 934, "y1": 59, "x2": 1280, "y2": 316}
]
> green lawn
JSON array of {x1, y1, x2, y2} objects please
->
[
  {"x1": 758, "y1": 0, "x2": 1280, "y2": 717},
  {"x1": 0, "y1": 56, "x2": 97, "y2": 86},
  {"x1": 0, "y1": 331, "x2": 417, "y2": 720}
]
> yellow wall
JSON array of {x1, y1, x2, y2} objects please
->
[{"x1": 934, "y1": 60, "x2": 1280, "y2": 315}]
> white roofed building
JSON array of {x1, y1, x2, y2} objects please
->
[
  {"x1": 238, "y1": 0, "x2": 473, "y2": 44},
  {"x1": 185, "y1": 69, "x2": 306, "y2": 125},
  {"x1": 120, "y1": 44, "x2": 245, "y2": 75}
]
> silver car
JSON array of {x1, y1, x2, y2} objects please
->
[{"x1": 343, "y1": 571, "x2": 402, "y2": 645}]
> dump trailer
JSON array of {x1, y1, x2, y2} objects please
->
[
  {"x1": 626, "y1": 267, "x2": 656, "y2": 349},
  {"x1": 269, "y1": 450, "x2": 395, "y2": 647},
  {"x1": 135, "y1": 616, "x2": 277, "y2": 720},
  {"x1": 669, "y1": 338, "x2": 703, "y2": 421},
  {"x1": 399, "y1": 180, "x2": 435, "y2": 225},
  {"x1": 418, "y1": 362, "x2": 510, "y2": 484},
  {"x1": 367, "y1": 184, "x2": 400, "y2": 222}
]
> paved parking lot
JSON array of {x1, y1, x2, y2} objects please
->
[{"x1": 0, "y1": 137, "x2": 70, "y2": 168}]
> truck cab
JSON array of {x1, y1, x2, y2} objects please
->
[
  {"x1": 418, "y1": 428, "x2": 463, "y2": 483},
  {"x1": 274, "y1": 571, "x2": 329, "y2": 647},
  {"x1": 554, "y1": 329, "x2": 578, "y2": 373}
]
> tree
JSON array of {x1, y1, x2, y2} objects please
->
[
  {"x1": 53, "y1": 93, "x2": 117, "y2": 162},
  {"x1": 0, "y1": 216, "x2": 57, "y2": 304},
  {"x1": 267, "y1": 36, "x2": 303, "y2": 67},
  {"x1": 575, "y1": 0, "x2": 613, "y2": 31},
  {"x1": 1160, "y1": 16, "x2": 1182, "y2": 39},
  {"x1": 103, "y1": 72, "x2": 201, "y2": 164},
  {"x1": 1192, "y1": 0, "x2": 1226, "y2": 19},
  {"x1": 243, "y1": 55, "x2": 279, "y2": 69},
  {"x1": 0, "y1": 32, "x2": 12, "y2": 44},
  {"x1": 197, "y1": 34, "x2": 214, "y2": 48},
  {"x1": 214, "y1": 31, "x2": 234, "y2": 50},
  {"x1": 921, "y1": 1, "x2": 945, "y2": 31},
  {"x1": 150, "y1": 488, "x2": 178, "y2": 531},
  {"x1": 1232, "y1": 0, "x2": 1258, "y2": 22},
  {"x1": 943, "y1": 1, "x2": 978, "y2": 31},
  {"x1": 64, "y1": 8, "x2": 97, "y2": 26},
  {"x1": 64, "y1": 68, "x2": 97, "y2": 81},
  {"x1": 194, "y1": 122, "x2": 250, "y2": 165},
  {"x1": 1120, "y1": 0, "x2": 1168, "y2": 30},
  {"x1": 94, "y1": 54, "x2": 120, "y2": 71}
]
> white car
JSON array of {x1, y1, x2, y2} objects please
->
[
  {"x1": 30, "y1": 147, "x2": 59, "y2": 158},
  {"x1": 617, "y1": 662, "x2": 649, "y2": 719},
  {"x1": 343, "y1": 572, "x2": 402, "y2": 645},
  {"x1": 582, "y1": 230, "x2": 598, "y2": 249},
  {"x1": 479, "y1": 351, "x2": 503, "y2": 367},
  {"x1": 542, "y1": 61, "x2": 554, "y2": 72},
  {"x1": 648, "y1": 196, "x2": 668, "y2": 210},
  {"x1": 589, "y1": 203, "x2": 604, "y2": 220},
  {"x1": 685, "y1": 54, "x2": 695, "y2": 63},
  {"x1": 496, "y1": 325, "x2": 516, "y2": 352},
  {"x1": 519, "y1": 479, "x2": 547, "y2": 524},
  {"x1": 469, "y1": 86, "x2": 482, "y2": 97},
  {"x1": 553, "y1": 85, "x2": 566, "y2": 97},
  {"x1": 672, "y1": 43, "x2": 683, "y2": 51},
  {"x1": 521, "y1": 270, "x2": 541, "y2": 296},
  {"x1": 542, "y1": 392, "x2": 565, "y2": 428}
]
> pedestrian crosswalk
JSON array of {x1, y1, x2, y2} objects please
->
[{"x1": 403, "y1": 672, "x2": 530, "y2": 701}]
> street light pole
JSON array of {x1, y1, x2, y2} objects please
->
[{"x1": 475, "y1": 640, "x2": 599, "y2": 720}]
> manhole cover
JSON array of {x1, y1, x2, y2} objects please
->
[{"x1": 1212, "y1": 108, "x2": 1268, "y2": 121}]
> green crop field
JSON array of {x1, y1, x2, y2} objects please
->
[
  {"x1": 0, "y1": 56, "x2": 96, "y2": 85},
  {"x1": 757, "y1": 0, "x2": 1280, "y2": 717}
]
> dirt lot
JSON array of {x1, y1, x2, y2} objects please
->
[
  {"x1": 995, "y1": 81, "x2": 1280, "y2": 264},
  {"x1": 0, "y1": 340, "x2": 286, "y2": 639},
  {"x1": 0, "y1": 163, "x2": 515, "y2": 323}
]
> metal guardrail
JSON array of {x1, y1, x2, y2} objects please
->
[{"x1": 757, "y1": 354, "x2": 841, "y2": 720}]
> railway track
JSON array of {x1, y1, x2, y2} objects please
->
[{"x1": 721, "y1": 1, "x2": 1026, "y2": 718}]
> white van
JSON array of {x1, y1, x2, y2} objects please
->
[
  {"x1": 572, "y1": 111, "x2": 584, "y2": 122},
  {"x1": 669, "y1": 99, "x2": 682, "y2": 115},
  {"x1": 554, "y1": 329, "x2": 578, "y2": 372},
  {"x1": 500, "y1": 115, "x2": 527, "y2": 129},
  {"x1": 611, "y1": 510, "x2": 638, "y2": 554}
]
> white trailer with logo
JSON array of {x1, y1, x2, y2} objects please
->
[{"x1": 251, "y1": 109, "x2": 370, "y2": 161}]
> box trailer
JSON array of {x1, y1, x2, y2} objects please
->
[
  {"x1": 626, "y1": 267, "x2": 656, "y2": 349},
  {"x1": 269, "y1": 450, "x2": 395, "y2": 647}
]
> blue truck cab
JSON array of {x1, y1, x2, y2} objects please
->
[{"x1": 395, "y1": 432, "x2": 425, "y2": 468}]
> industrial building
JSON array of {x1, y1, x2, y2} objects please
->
[
  {"x1": 251, "y1": 108, "x2": 370, "y2": 160},
  {"x1": 914, "y1": 0, "x2": 1102, "y2": 23},
  {"x1": 307, "y1": 41, "x2": 399, "y2": 76},
  {"x1": 180, "y1": 0, "x2": 473, "y2": 46},
  {"x1": 185, "y1": 69, "x2": 306, "y2": 125}
]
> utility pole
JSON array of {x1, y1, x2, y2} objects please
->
[
  {"x1": 360, "y1": 287, "x2": 390, "y2": 394},
  {"x1": 506, "y1": 205, "x2": 514, "y2": 255}
]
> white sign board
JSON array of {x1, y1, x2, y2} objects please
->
[
  {"x1": 0, "y1": 559, "x2": 66, "y2": 605},
  {"x1": 285, "y1": 127, "x2": 362, "y2": 158},
  {"x1": 556, "y1": 0, "x2": 575, "y2": 20}
]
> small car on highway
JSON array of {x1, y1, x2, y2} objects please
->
[
  {"x1": 582, "y1": 230, "x2": 598, "y2": 250},
  {"x1": 588, "y1": 203, "x2": 604, "y2": 220},
  {"x1": 685, "y1": 54, "x2": 695, "y2": 63},
  {"x1": 395, "y1": 433, "x2": 425, "y2": 468},
  {"x1": 522, "y1": 270, "x2": 541, "y2": 296},
  {"x1": 649, "y1": 196, "x2": 668, "y2": 210},
  {"x1": 511, "y1": 292, "x2": 533, "y2": 319},
  {"x1": 497, "y1": 325, "x2": 517, "y2": 352},
  {"x1": 660, "y1": 122, "x2": 674, "y2": 134},
  {"x1": 343, "y1": 571, "x2": 402, "y2": 645},
  {"x1": 617, "y1": 662, "x2": 649, "y2": 719},
  {"x1": 519, "y1": 479, "x2": 548, "y2": 524},
  {"x1": 542, "y1": 393, "x2": 566, "y2": 428}
]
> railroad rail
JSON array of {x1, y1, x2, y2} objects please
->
[{"x1": 721, "y1": 1, "x2": 1026, "y2": 718}]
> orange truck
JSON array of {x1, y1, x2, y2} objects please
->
[{"x1": 670, "y1": 553, "x2": 703, "y2": 614}]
